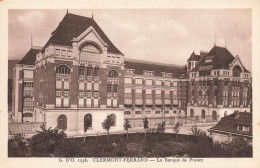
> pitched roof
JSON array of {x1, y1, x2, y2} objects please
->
[
  {"x1": 124, "y1": 58, "x2": 186, "y2": 78},
  {"x1": 187, "y1": 51, "x2": 200, "y2": 61},
  {"x1": 18, "y1": 48, "x2": 40, "y2": 65},
  {"x1": 210, "y1": 112, "x2": 252, "y2": 136},
  {"x1": 191, "y1": 46, "x2": 235, "y2": 72},
  {"x1": 42, "y1": 13, "x2": 123, "y2": 55}
]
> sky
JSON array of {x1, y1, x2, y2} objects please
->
[{"x1": 8, "y1": 9, "x2": 252, "y2": 71}]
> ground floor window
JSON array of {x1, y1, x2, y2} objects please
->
[
  {"x1": 212, "y1": 111, "x2": 217, "y2": 121},
  {"x1": 201, "y1": 110, "x2": 205, "y2": 119},
  {"x1": 84, "y1": 114, "x2": 92, "y2": 128},
  {"x1": 57, "y1": 115, "x2": 67, "y2": 130}
]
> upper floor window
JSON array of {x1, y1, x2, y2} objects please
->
[
  {"x1": 79, "y1": 67, "x2": 84, "y2": 75},
  {"x1": 94, "y1": 68, "x2": 99, "y2": 76},
  {"x1": 56, "y1": 65, "x2": 70, "y2": 74},
  {"x1": 80, "y1": 43, "x2": 101, "y2": 62},
  {"x1": 87, "y1": 67, "x2": 92, "y2": 76},
  {"x1": 108, "y1": 70, "x2": 119, "y2": 78},
  {"x1": 233, "y1": 65, "x2": 242, "y2": 77}
]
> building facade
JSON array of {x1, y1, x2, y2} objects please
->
[{"x1": 11, "y1": 13, "x2": 252, "y2": 135}]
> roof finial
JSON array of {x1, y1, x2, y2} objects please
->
[
  {"x1": 67, "y1": 9, "x2": 68, "y2": 14},
  {"x1": 214, "y1": 32, "x2": 216, "y2": 46},
  {"x1": 91, "y1": 9, "x2": 94, "y2": 19},
  {"x1": 31, "y1": 33, "x2": 33, "y2": 49}
]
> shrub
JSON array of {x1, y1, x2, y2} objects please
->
[
  {"x1": 8, "y1": 133, "x2": 30, "y2": 157},
  {"x1": 30, "y1": 125, "x2": 66, "y2": 156}
]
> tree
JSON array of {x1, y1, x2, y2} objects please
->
[
  {"x1": 83, "y1": 115, "x2": 92, "y2": 143},
  {"x1": 143, "y1": 117, "x2": 149, "y2": 139},
  {"x1": 124, "y1": 119, "x2": 132, "y2": 139},
  {"x1": 157, "y1": 121, "x2": 166, "y2": 134},
  {"x1": 172, "y1": 121, "x2": 181, "y2": 142},
  {"x1": 102, "y1": 114, "x2": 114, "y2": 142}
]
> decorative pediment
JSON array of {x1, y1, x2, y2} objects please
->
[
  {"x1": 229, "y1": 55, "x2": 246, "y2": 71},
  {"x1": 72, "y1": 26, "x2": 108, "y2": 47}
]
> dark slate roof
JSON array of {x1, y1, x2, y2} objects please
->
[
  {"x1": 187, "y1": 51, "x2": 200, "y2": 61},
  {"x1": 18, "y1": 48, "x2": 40, "y2": 65},
  {"x1": 191, "y1": 46, "x2": 235, "y2": 72},
  {"x1": 124, "y1": 59, "x2": 186, "y2": 78},
  {"x1": 42, "y1": 13, "x2": 123, "y2": 55},
  {"x1": 211, "y1": 112, "x2": 252, "y2": 136}
]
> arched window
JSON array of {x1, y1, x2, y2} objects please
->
[
  {"x1": 108, "y1": 70, "x2": 119, "y2": 78},
  {"x1": 233, "y1": 65, "x2": 242, "y2": 77},
  {"x1": 56, "y1": 65, "x2": 70, "y2": 74},
  {"x1": 224, "y1": 111, "x2": 227, "y2": 117},
  {"x1": 84, "y1": 114, "x2": 92, "y2": 129},
  {"x1": 201, "y1": 110, "x2": 205, "y2": 119},
  {"x1": 57, "y1": 115, "x2": 67, "y2": 130},
  {"x1": 110, "y1": 113, "x2": 116, "y2": 126},
  {"x1": 190, "y1": 109, "x2": 194, "y2": 117},
  {"x1": 212, "y1": 111, "x2": 217, "y2": 121},
  {"x1": 80, "y1": 43, "x2": 101, "y2": 61}
]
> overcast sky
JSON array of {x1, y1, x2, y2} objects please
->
[{"x1": 9, "y1": 9, "x2": 252, "y2": 71}]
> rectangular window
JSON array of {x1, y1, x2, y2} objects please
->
[
  {"x1": 173, "y1": 90, "x2": 177, "y2": 96},
  {"x1": 94, "y1": 68, "x2": 99, "y2": 76},
  {"x1": 56, "y1": 97, "x2": 61, "y2": 107},
  {"x1": 135, "y1": 111, "x2": 142, "y2": 114},
  {"x1": 64, "y1": 91, "x2": 69, "y2": 97},
  {"x1": 87, "y1": 82, "x2": 92, "y2": 91},
  {"x1": 94, "y1": 83, "x2": 99, "y2": 91},
  {"x1": 113, "y1": 99, "x2": 118, "y2": 107},
  {"x1": 79, "y1": 82, "x2": 84, "y2": 91},
  {"x1": 135, "y1": 78, "x2": 142, "y2": 85},
  {"x1": 165, "y1": 81, "x2": 170, "y2": 86},
  {"x1": 55, "y1": 49, "x2": 60, "y2": 55},
  {"x1": 107, "y1": 56, "x2": 111, "y2": 62},
  {"x1": 135, "y1": 89, "x2": 142, "y2": 94},
  {"x1": 79, "y1": 92, "x2": 85, "y2": 97},
  {"x1": 155, "y1": 90, "x2": 161, "y2": 95},
  {"x1": 56, "y1": 91, "x2": 62, "y2": 97},
  {"x1": 93, "y1": 92, "x2": 99, "y2": 98},
  {"x1": 155, "y1": 80, "x2": 162, "y2": 85},
  {"x1": 61, "y1": 50, "x2": 66, "y2": 56},
  {"x1": 67, "y1": 51, "x2": 72, "y2": 57},
  {"x1": 146, "y1": 79, "x2": 152, "y2": 85},
  {"x1": 165, "y1": 90, "x2": 170, "y2": 95},
  {"x1": 63, "y1": 97, "x2": 69, "y2": 107},
  {"x1": 86, "y1": 92, "x2": 92, "y2": 97},
  {"x1": 86, "y1": 98, "x2": 91, "y2": 107},
  {"x1": 125, "y1": 88, "x2": 132, "y2": 94},
  {"x1": 125, "y1": 78, "x2": 132, "y2": 84},
  {"x1": 78, "y1": 98, "x2": 84, "y2": 107},
  {"x1": 107, "y1": 84, "x2": 112, "y2": 93},
  {"x1": 79, "y1": 67, "x2": 84, "y2": 75},
  {"x1": 146, "y1": 89, "x2": 152, "y2": 94},
  {"x1": 94, "y1": 99, "x2": 98, "y2": 107},
  {"x1": 56, "y1": 80, "x2": 62, "y2": 89},
  {"x1": 87, "y1": 67, "x2": 92, "y2": 76},
  {"x1": 113, "y1": 85, "x2": 118, "y2": 93},
  {"x1": 173, "y1": 81, "x2": 177, "y2": 87},
  {"x1": 116, "y1": 57, "x2": 120, "y2": 63},
  {"x1": 155, "y1": 110, "x2": 160, "y2": 114},
  {"x1": 107, "y1": 98, "x2": 112, "y2": 107},
  {"x1": 64, "y1": 81, "x2": 69, "y2": 90}
]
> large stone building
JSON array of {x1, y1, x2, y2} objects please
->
[{"x1": 11, "y1": 12, "x2": 252, "y2": 135}]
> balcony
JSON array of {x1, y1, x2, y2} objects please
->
[
  {"x1": 56, "y1": 74, "x2": 71, "y2": 80},
  {"x1": 79, "y1": 60, "x2": 101, "y2": 66},
  {"x1": 146, "y1": 94, "x2": 152, "y2": 99},
  {"x1": 164, "y1": 94, "x2": 170, "y2": 99},
  {"x1": 23, "y1": 90, "x2": 33, "y2": 97},
  {"x1": 23, "y1": 108, "x2": 33, "y2": 112},
  {"x1": 24, "y1": 78, "x2": 34, "y2": 82},
  {"x1": 94, "y1": 76, "x2": 99, "y2": 82},
  {"x1": 155, "y1": 95, "x2": 162, "y2": 99},
  {"x1": 86, "y1": 76, "x2": 92, "y2": 81},
  {"x1": 108, "y1": 78, "x2": 119, "y2": 84}
]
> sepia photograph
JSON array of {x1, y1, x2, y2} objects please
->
[{"x1": 7, "y1": 8, "x2": 253, "y2": 158}]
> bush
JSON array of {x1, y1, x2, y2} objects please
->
[
  {"x1": 30, "y1": 125, "x2": 66, "y2": 156},
  {"x1": 8, "y1": 133, "x2": 30, "y2": 157}
]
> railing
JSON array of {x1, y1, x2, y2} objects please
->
[
  {"x1": 79, "y1": 60, "x2": 101, "y2": 66},
  {"x1": 146, "y1": 94, "x2": 152, "y2": 99},
  {"x1": 23, "y1": 108, "x2": 33, "y2": 112},
  {"x1": 155, "y1": 95, "x2": 162, "y2": 99},
  {"x1": 56, "y1": 74, "x2": 71, "y2": 80},
  {"x1": 79, "y1": 75, "x2": 85, "y2": 80},
  {"x1": 94, "y1": 76, "x2": 99, "y2": 81},
  {"x1": 108, "y1": 78, "x2": 119, "y2": 84},
  {"x1": 23, "y1": 90, "x2": 33, "y2": 96},
  {"x1": 23, "y1": 78, "x2": 34, "y2": 82},
  {"x1": 164, "y1": 94, "x2": 170, "y2": 99}
]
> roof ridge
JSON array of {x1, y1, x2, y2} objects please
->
[{"x1": 124, "y1": 58, "x2": 184, "y2": 68}]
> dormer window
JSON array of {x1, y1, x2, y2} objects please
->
[
  {"x1": 144, "y1": 70, "x2": 154, "y2": 76},
  {"x1": 55, "y1": 49, "x2": 60, "y2": 55}
]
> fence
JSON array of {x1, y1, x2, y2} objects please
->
[
  {"x1": 125, "y1": 116, "x2": 217, "y2": 128},
  {"x1": 8, "y1": 122, "x2": 45, "y2": 135}
]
